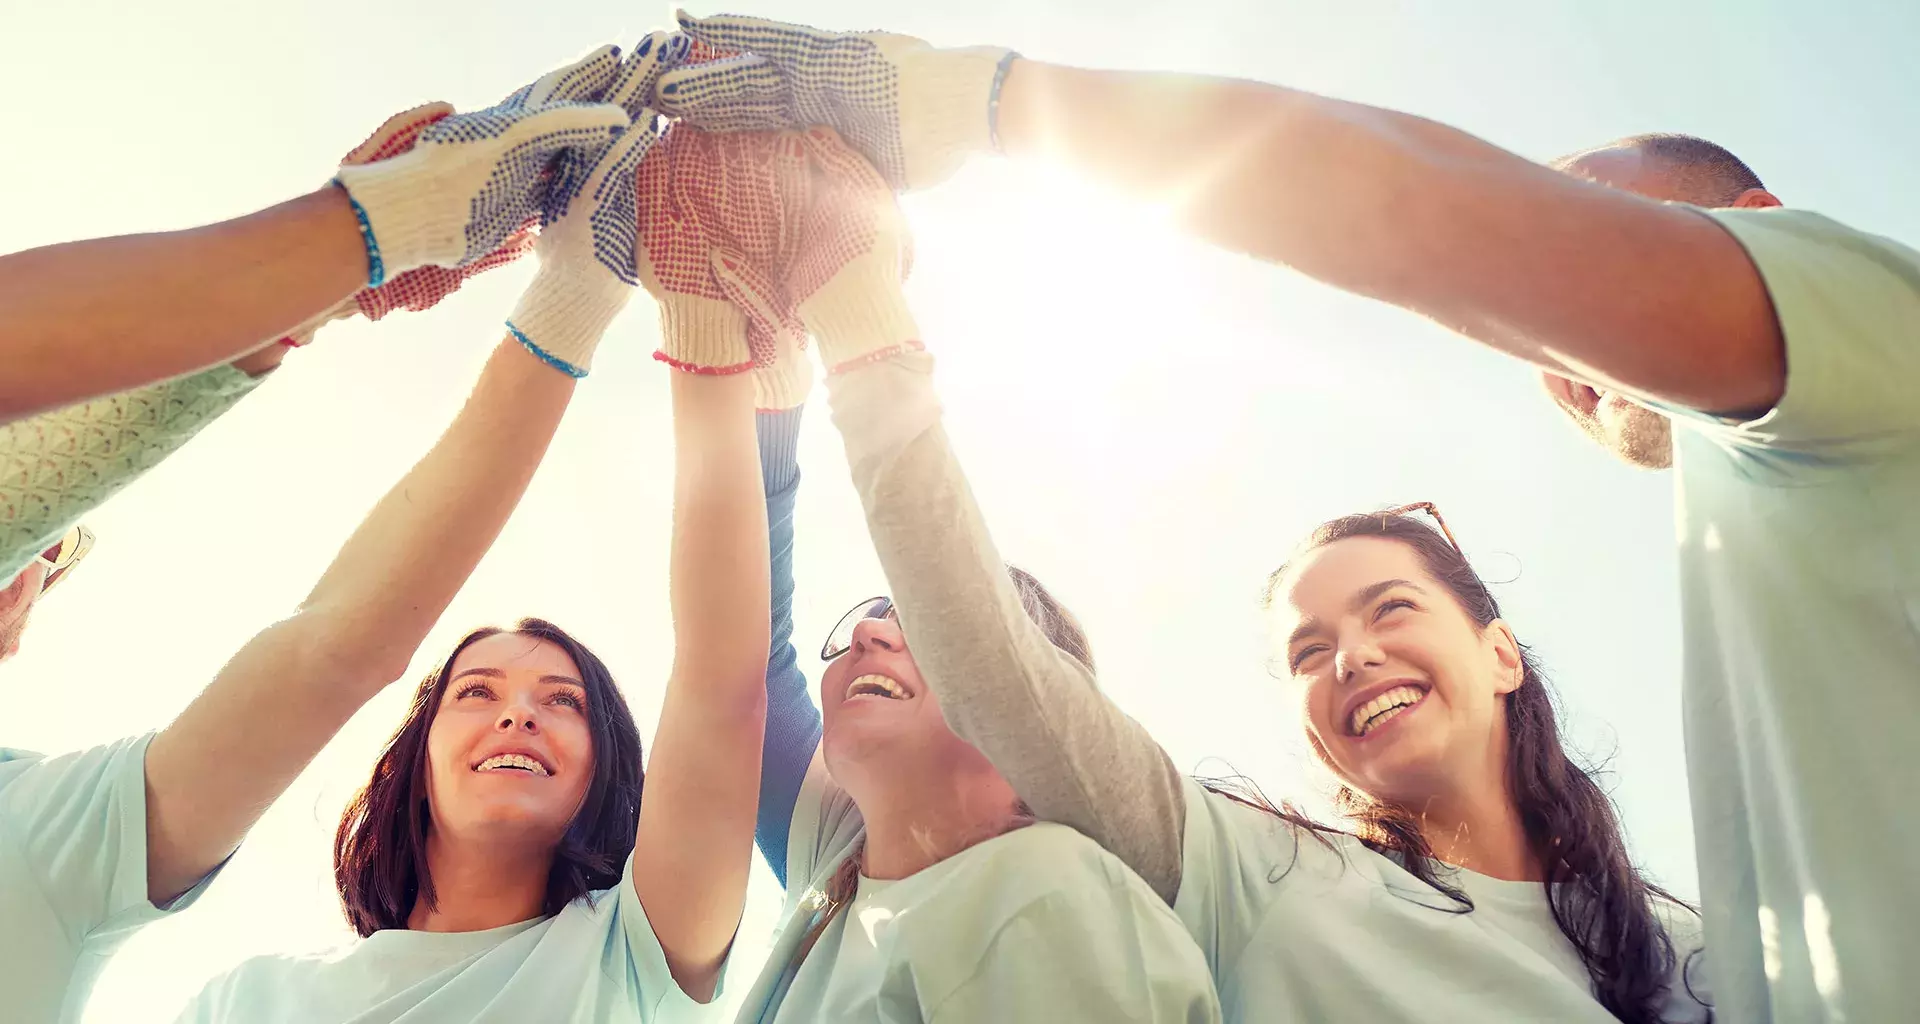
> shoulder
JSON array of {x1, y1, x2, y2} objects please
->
[
  {"x1": 183, "y1": 947, "x2": 338, "y2": 1013},
  {"x1": 1703, "y1": 208, "x2": 1920, "y2": 326}
]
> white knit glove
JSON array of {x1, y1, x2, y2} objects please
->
[
  {"x1": 655, "y1": 13, "x2": 1017, "y2": 192},
  {"x1": 504, "y1": 33, "x2": 685, "y2": 377},
  {"x1": 333, "y1": 46, "x2": 631, "y2": 285},
  {"x1": 786, "y1": 127, "x2": 921, "y2": 372}
]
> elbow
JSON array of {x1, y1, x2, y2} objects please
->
[{"x1": 275, "y1": 606, "x2": 418, "y2": 693}]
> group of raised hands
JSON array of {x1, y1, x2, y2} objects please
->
[{"x1": 309, "y1": 12, "x2": 1023, "y2": 406}]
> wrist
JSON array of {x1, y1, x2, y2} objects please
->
[
  {"x1": 652, "y1": 295, "x2": 754, "y2": 375},
  {"x1": 505, "y1": 266, "x2": 632, "y2": 378}
]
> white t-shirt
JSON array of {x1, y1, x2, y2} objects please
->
[
  {"x1": 1650, "y1": 208, "x2": 1920, "y2": 1023},
  {"x1": 1174, "y1": 780, "x2": 1711, "y2": 1022},
  {"x1": 0, "y1": 734, "x2": 224, "y2": 1024},
  {"x1": 737, "y1": 756, "x2": 1220, "y2": 1024},
  {"x1": 174, "y1": 853, "x2": 708, "y2": 1024}
]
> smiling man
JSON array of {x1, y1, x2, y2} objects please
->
[{"x1": 655, "y1": 15, "x2": 1920, "y2": 1022}]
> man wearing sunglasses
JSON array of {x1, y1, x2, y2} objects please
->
[
  {"x1": 0, "y1": 527, "x2": 91, "y2": 663},
  {"x1": 658, "y1": 13, "x2": 1919, "y2": 1024}
]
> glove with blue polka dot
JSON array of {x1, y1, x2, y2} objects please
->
[
  {"x1": 653, "y1": 12, "x2": 1018, "y2": 193},
  {"x1": 503, "y1": 33, "x2": 688, "y2": 378},
  {"x1": 332, "y1": 45, "x2": 632, "y2": 287}
]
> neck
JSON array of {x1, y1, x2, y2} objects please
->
[
  {"x1": 406, "y1": 829, "x2": 553, "y2": 933},
  {"x1": 838, "y1": 752, "x2": 1022, "y2": 882},
  {"x1": 1413, "y1": 780, "x2": 1539, "y2": 882}
]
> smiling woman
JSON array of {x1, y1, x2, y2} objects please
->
[{"x1": 334, "y1": 619, "x2": 642, "y2": 936}]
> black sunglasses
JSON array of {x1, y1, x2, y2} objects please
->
[{"x1": 820, "y1": 595, "x2": 898, "y2": 662}]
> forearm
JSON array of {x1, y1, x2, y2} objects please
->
[
  {"x1": 632, "y1": 372, "x2": 770, "y2": 998},
  {"x1": 826, "y1": 353, "x2": 1187, "y2": 902},
  {"x1": 0, "y1": 186, "x2": 366, "y2": 421},
  {"x1": 0, "y1": 365, "x2": 261, "y2": 578},
  {"x1": 996, "y1": 62, "x2": 1767, "y2": 405},
  {"x1": 144, "y1": 338, "x2": 573, "y2": 902},
  {"x1": 754, "y1": 407, "x2": 822, "y2": 887}
]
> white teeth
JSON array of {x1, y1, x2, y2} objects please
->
[
  {"x1": 845, "y1": 674, "x2": 908, "y2": 702},
  {"x1": 474, "y1": 753, "x2": 550, "y2": 776},
  {"x1": 1350, "y1": 685, "x2": 1427, "y2": 736}
]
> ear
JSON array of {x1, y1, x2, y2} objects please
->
[
  {"x1": 1732, "y1": 187, "x2": 1783, "y2": 209},
  {"x1": 1484, "y1": 619, "x2": 1525, "y2": 696}
]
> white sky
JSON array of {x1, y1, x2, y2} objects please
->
[{"x1": 6, "y1": 0, "x2": 1919, "y2": 1019}]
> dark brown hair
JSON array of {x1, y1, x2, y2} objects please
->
[
  {"x1": 793, "y1": 565, "x2": 1076, "y2": 961},
  {"x1": 1253, "y1": 512, "x2": 1708, "y2": 1022},
  {"x1": 333, "y1": 618, "x2": 644, "y2": 937}
]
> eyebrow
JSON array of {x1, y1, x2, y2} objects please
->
[
  {"x1": 1285, "y1": 579, "x2": 1428, "y2": 649},
  {"x1": 449, "y1": 667, "x2": 587, "y2": 689}
]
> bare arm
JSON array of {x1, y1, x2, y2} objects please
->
[
  {"x1": 631, "y1": 372, "x2": 771, "y2": 1002},
  {"x1": 142, "y1": 338, "x2": 574, "y2": 904},
  {"x1": 996, "y1": 62, "x2": 1784, "y2": 414},
  {"x1": 0, "y1": 187, "x2": 365, "y2": 422}
]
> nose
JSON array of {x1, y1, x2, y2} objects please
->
[
  {"x1": 1333, "y1": 629, "x2": 1387, "y2": 685},
  {"x1": 848, "y1": 614, "x2": 903, "y2": 656},
  {"x1": 496, "y1": 699, "x2": 541, "y2": 735}
]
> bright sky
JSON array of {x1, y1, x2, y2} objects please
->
[{"x1": 7, "y1": 0, "x2": 1919, "y2": 1019}]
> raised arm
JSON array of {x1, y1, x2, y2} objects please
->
[
  {"x1": 142, "y1": 336, "x2": 576, "y2": 903},
  {"x1": 138, "y1": 72, "x2": 665, "y2": 904},
  {"x1": 790, "y1": 128, "x2": 1188, "y2": 902},
  {"x1": 1, "y1": 48, "x2": 632, "y2": 422},
  {"x1": 660, "y1": 14, "x2": 1782, "y2": 416},
  {"x1": 630, "y1": 373, "x2": 770, "y2": 1001},
  {"x1": 753, "y1": 405, "x2": 823, "y2": 887}
]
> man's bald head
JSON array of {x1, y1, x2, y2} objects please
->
[{"x1": 1555, "y1": 133, "x2": 1770, "y2": 209}]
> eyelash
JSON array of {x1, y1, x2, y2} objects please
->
[
  {"x1": 1288, "y1": 599, "x2": 1417, "y2": 671},
  {"x1": 453, "y1": 684, "x2": 585, "y2": 711}
]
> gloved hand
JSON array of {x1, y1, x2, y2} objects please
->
[
  {"x1": 654, "y1": 12, "x2": 1018, "y2": 193},
  {"x1": 786, "y1": 126, "x2": 921, "y2": 373},
  {"x1": 279, "y1": 102, "x2": 540, "y2": 347},
  {"x1": 503, "y1": 32, "x2": 687, "y2": 377},
  {"x1": 635, "y1": 125, "x2": 811, "y2": 379},
  {"x1": 333, "y1": 46, "x2": 632, "y2": 285}
]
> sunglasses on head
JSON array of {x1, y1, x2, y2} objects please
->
[
  {"x1": 34, "y1": 525, "x2": 94, "y2": 596},
  {"x1": 820, "y1": 595, "x2": 898, "y2": 662}
]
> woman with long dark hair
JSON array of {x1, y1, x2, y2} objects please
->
[
  {"x1": 736, "y1": 131, "x2": 1712, "y2": 1024},
  {"x1": 162, "y1": 43, "x2": 779, "y2": 1019}
]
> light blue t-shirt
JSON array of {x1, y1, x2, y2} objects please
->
[
  {"x1": 0, "y1": 734, "x2": 224, "y2": 1024},
  {"x1": 1655, "y1": 208, "x2": 1920, "y2": 1023},
  {"x1": 1172, "y1": 779, "x2": 1710, "y2": 1022},
  {"x1": 737, "y1": 755, "x2": 1221, "y2": 1024},
  {"x1": 173, "y1": 852, "x2": 708, "y2": 1024},
  {"x1": 172, "y1": 849, "x2": 710, "y2": 1022}
]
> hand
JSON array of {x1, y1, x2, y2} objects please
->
[
  {"x1": 504, "y1": 32, "x2": 689, "y2": 377},
  {"x1": 785, "y1": 126, "x2": 921, "y2": 373},
  {"x1": 636, "y1": 126, "x2": 811, "y2": 378},
  {"x1": 654, "y1": 12, "x2": 1017, "y2": 192},
  {"x1": 279, "y1": 102, "x2": 541, "y2": 347},
  {"x1": 333, "y1": 46, "x2": 632, "y2": 284}
]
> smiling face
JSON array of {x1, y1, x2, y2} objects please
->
[
  {"x1": 817, "y1": 611, "x2": 982, "y2": 782},
  {"x1": 1276, "y1": 536, "x2": 1523, "y2": 807},
  {"x1": 422, "y1": 632, "x2": 596, "y2": 852}
]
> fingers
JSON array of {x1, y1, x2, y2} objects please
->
[
  {"x1": 606, "y1": 30, "x2": 692, "y2": 118},
  {"x1": 341, "y1": 101, "x2": 455, "y2": 165},
  {"x1": 656, "y1": 54, "x2": 793, "y2": 130},
  {"x1": 711, "y1": 246, "x2": 799, "y2": 368},
  {"x1": 516, "y1": 43, "x2": 624, "y2": 108},
  {"x1": 674, "y1": 10, "x2": 830, "y2": 62}
]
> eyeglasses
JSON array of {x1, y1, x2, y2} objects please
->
[
  {"x1": 34, "y1": 525, "x2": 94, "y2": 596},
  {"x1": 820, "y1": 595, "x2": 897, "y2": 662},
  {"x1": 1380, "y1": 502, "x2": 1464, "y2": 555}
]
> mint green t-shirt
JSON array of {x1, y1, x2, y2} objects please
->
[
  {"x1": 173, "y1": 853, "x2": 709, "y2": 1024},
  {"x1": 737, "y1": 755, "x2": 1220, "y2": 1024},
  {"x1": 0, "y1": 734, "x2": 224, "y2": 1024},
  {"x1": 1656, "y1": 207, "x2": 1920, "y2": 1023},
  {"x1": 1172, "y1": 779, "x2": 1710, "y2": 1021}
]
